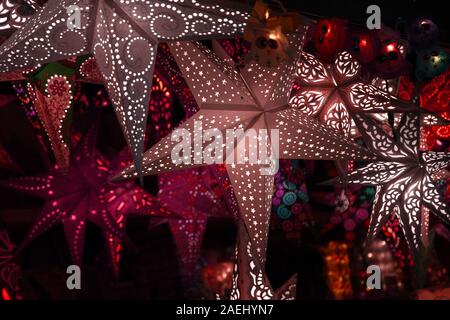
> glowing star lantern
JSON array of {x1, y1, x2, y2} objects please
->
[
  {"x1": 328, "y1": 113, "x2": 450, "y2": 256},
  {"x1": 115, "y1": 32, "x2": 376, "y2": 266},
  {"x1": 157, "y1": 166, "x2": 234, "y2": 275},
  {"x1": 230, "y1": 220, "x2": 297, "y2": 300},
  {"x1": 2, "y1": 127, "x2": 176, "y2": 269},
  {"x1": 313, "y1": 18, "x2": 347, "y2": 64},
  {"x1": 290, "y1": 50, "x2": 415, "y2": 137},
  {"x1": 0, "y1": 0, "x2": 249, "y2": 178}
]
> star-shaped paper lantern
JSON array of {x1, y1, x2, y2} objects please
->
[
  {"x1": 158, "y1": 165, "x2": 235, "y2": 274},
  {"x1": 0, "y1": 0, "x2": 249, "y2": 177},
  {"x1": 2, "y1": 126, "x2": 176, "y2": 268},
  {"x1": 329, "y1": 113, "x2": 450, "y2": 254},
  {"x1": 290, "y1": 51, "x2": 416, "y2": 137},
  {"x1": 116, "y1": 31, "x2": 375, "y2": 266},
  {"x1": 230, "y1": 220, "x2": 297, "y2": 300}
]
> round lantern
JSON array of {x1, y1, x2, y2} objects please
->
[
  {"x1": 347, "y1": 30, "x2": 381, "y2": 66},
  {"x1": 314, "y1": 18, "x2": 347, "y2": 64},
  {"x1": 408, "y1": 18, "x2": 440, "y2": 50},
  {"x1": 415, "y1": 46, "x2": 449, "y2": 81},
  {"x1": 245, "y1": 26, "x2": 293, "y2": 68},
  {"x1": 371, "y1": 41, "x2": 410, "y2": 79}
]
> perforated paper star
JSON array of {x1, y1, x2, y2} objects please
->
[
  {"x1": 230, "y1": 220, "x2": 297, "y2": 300},
  {"x1": 0, "y1": 0, "x2": 249, "y2": 177},
  {"x1": 330, "y1": 113, "x2": 450, "y2": 254},
  {"x1": 290, "y1": 51, "x2": 416, "y2": 137},
  {"x1": 116, "y1": 30, "x2": 375, "y2": 265},
  {"x1": 3, "y1": 127, "x2": 176, "y2": 268}
]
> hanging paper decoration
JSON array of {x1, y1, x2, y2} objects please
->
[
  {"x1": 0, "y1": 0, "x2": 249, "y2": 178},
  {"x1": 415, "y1": 46, "x2": 449, "y2": 81},
  {"x1": 0, "y1": 61, "x2": 76, "y2": 169},
  {"x1": 321, "y1": 241, "x2": 353, "y2": 299},
  {"x1": 327, "y1": 113, "x2": 450, "y2": 256},
  {"x1": 290, "y1": 50, "x2": 415, "y2": 137},
  {"x1": 243, "y1": 0, "x2": 301, "y2": 67},
  {"x1": 0, "y1": 230, "x2": 21, "y2": 300},
  {"x1": 2, "y1": 126, "x2": 176, "y2": 269},
  {"x1": 28, "y1": 75, "x2": 73, "y2": 170},
  {"x1": 115, "y1": 34, "x2": 376, "y2": 267},
  {"x1": 407, "y1": 18, "x2": 440, "y2": 50},
  {"x1": 313, "y1": 18, "x2": 347, "y2": 64},
  {"x1": 230, "y1": 220, "x2": 297, "y2": 300},
  {"x1": 157, "y1": 166, "x2": 234, "y2": 275}
]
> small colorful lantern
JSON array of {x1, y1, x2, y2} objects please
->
[
  {"x1": 313, "y1": 18, "x2": 347, "y2": 64},
  {"x1": 347, "y1": 30, "x2": 381, "y2": 67},
  {"x1": 408, "y1": 18, "x2": 440, "y2": 50},
  {"x1": 371, "y1": 41, "x2": 410, "y2": 79},
  {"x1": 415, "y1": 46, "x2": 449, "y2": 81}
]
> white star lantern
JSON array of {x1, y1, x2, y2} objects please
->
[
  {"x1": 0, "y1": 0, "x2": 249, "y2": 176},
  {"x1": 115, "y1": 29, "x2": 375, "y2": 266},
  {"x1": 290, "y1": 51, "x2": 416, "y2": 137},
  {"x1": 329, "y1": 113, "x2": 450, "y2": 254}
]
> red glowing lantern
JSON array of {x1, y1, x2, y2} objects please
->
[
  {"x1": 314, "y1": 18, "x2": 347, "y2": 64},
  {"x1": 370, "y1": 41, "x2": 410, "y2": 79},
  {"x1": 347, "y1": 30, "x2": 381, "y2": 67}
]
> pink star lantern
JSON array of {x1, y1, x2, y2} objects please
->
[
  {"x1": 290, "y1": 51, "x2": 416, "y2": 137},
  {"x1": 2, "y1": 127, "x2": 176, "y2": 269},
  {"x1": 157, "y1": 165, "x2": 235, "y2": 275}
]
